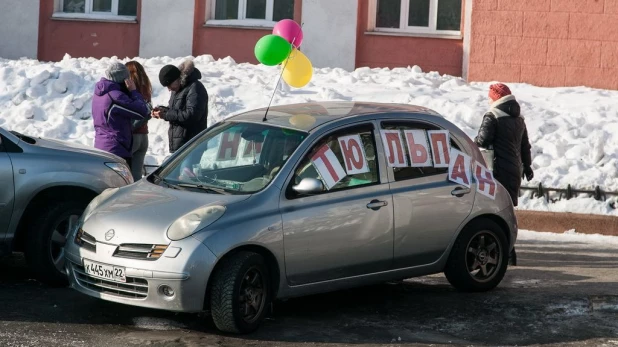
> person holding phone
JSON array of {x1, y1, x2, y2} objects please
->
[
  {"x1": 92, "y1": 62, "x2": 150, "y2": 170},
  {"x1": 154, "y1": 59, "x2": 208, "y2": 154}
]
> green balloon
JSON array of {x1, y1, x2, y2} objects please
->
[{"x1": 254, "y1": 35, "x2": 292, "y2": 66}]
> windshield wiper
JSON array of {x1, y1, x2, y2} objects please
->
[
  {"x1": 153, "y1": 174, "x2": 183, "y2": 190},
  {"x1": 176, "y1": 183, "x2": 230, "y2": 195}
]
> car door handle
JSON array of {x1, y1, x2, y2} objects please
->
[
  {"x1": 451, "y1": 187, "x2": 471, "y2": 197},
  {"x1": 367, "y1": 200, "x2": 388, "y2": 210}
]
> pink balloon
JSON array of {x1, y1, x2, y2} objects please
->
[{"x1": 273, "y1": 19, "x2": 303, "y2": 48}]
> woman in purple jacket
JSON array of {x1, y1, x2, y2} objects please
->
[{"x1": 92, "y1": 62, "x2": 150, "y2": 169}]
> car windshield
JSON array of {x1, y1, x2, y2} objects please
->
[{"x1": 155, "y1": 121, "x2": 307, "y2": 194}]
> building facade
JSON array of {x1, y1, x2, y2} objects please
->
[{"x1": 1, "y1": 0, "x2": 616, "y2": 90}]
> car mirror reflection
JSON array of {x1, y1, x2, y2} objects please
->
[{"x1": 292, "y1": 178, "x2": 324, "y2": 195}]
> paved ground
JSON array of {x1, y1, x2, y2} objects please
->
[{"x1": 1, "y1": 236, "x2": 618, "y2": 347}]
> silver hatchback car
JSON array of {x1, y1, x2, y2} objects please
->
[{"x1": 65, "y1": 102, "x2": 517, "y2": 334}]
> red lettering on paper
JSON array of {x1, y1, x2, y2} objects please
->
[
  {"x1": 217, "y1": 132, "x2": 241, "y2": 160},
  {"x1": 429, "y1": 131, "x2": 450, "y2": 167},
  {"x1": 385, "y1": 132, "x2": 405, "y2": 165},
  {"x1": 339, "y1": 137, "x2": 363, "y2": 171},
  {"x1": 449, "y1": 154, "x2": 470, "y2": 186},
  {"x1": 243, "y1": 140, "x2": 263, "y2": 157},
  {"x1": 405, "y1": 131, "x2": 429, "y2": 165},
  {"x1": 312, "y1": 145, "x2": 341, "y2": 183},
  {"x1": 475, "y1": 164, "x2": 496, "y2": 198}
]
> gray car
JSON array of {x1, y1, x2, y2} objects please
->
[
  {"x1": 64, "y1": 102, "x2": 517, "y2": 334},
  {"x1": 0, "y1": 127, "x2": 131, "y2": 286}
]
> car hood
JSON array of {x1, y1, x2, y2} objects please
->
[
  {"x1": 34, "y1": 137, "x2": 121, "y2": 162},
  {"x1": 82, "y1": 180, "x2": 250, "y2": 245}
]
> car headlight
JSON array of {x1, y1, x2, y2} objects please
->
[
  {"x1": 167, "y1": 205, "x2": 226, "y2": 241},
  {"x1": 106, "y1": 162, "x2": 134, "y2": 184}
]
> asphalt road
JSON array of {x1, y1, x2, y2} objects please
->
[{"x1": 1, "y1": 236, "x2": 618, "y2": 347}]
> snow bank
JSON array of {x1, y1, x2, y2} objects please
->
[{"x1": 0, "y1": 55, "x2": 617, "y2": 215}]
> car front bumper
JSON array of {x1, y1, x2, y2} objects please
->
[{"x1": 65, "y1": 235, "x2": 217, "y2": 313}]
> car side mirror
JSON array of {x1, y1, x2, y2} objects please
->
[{"x1": 292, "y1": 178, "x2": 324, "y2": 195}]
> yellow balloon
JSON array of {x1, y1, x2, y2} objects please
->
[{"x1": 282, "y1": 49, "x2": 313, "y2": 88}]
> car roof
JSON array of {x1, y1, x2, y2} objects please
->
[{"x1": 229, "y1": 101, "x2": 443, "y2": 132}]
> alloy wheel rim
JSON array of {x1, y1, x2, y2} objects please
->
[
  {"x1": 50, "y1": 214, "x2": 79, "y2": 274},
  {"x1": 465, "y1": 231, "x2": 502, "y2": 283},
  {"x1": 238, "y1": 266, "x2": 267, "y2": 324}
]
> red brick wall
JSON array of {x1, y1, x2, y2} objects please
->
[
  {"x1": 38, "y1": 0, "x2": 140, "y2": 61},
  {"x1": 356, "y1": 0, "x2": 464, "y2": 76},
  {"x1": 467, "y1": 0, "x2": 618, "y2": 89},
  {"x1": 193, "y1": 0, "x2": 302, "y2": 63}
]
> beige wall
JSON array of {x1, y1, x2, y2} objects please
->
[{"x1": 466, "y1": 0, "x2": 618, "y2": 89}]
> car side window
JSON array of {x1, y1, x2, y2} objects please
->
[
  {"x1": 290, "y1": 124, "x2": 379, "y2": 196},
  {"x1": 0, "y1": 135, "x2": 4, "y2": 152},
  {"x1": 381, "y1": 122, "x2": 461, "y2": 182}
]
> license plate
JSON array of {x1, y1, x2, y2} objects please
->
[{"x1": 83, "y1": 259, "x2": 126, "y2": 283}]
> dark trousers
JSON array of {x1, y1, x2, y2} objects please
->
[{"x1": 122, "y1": 157, "x2": 133, "y2": 170}]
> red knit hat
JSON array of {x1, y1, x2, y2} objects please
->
[{"x1": 489, "y1": 83, "x2": 511, "y2": 102}]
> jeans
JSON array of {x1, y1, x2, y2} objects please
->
[{"x1": 131, "y1": 133, "x2": 148, "y2": 180}]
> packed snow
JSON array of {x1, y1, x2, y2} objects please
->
[
  {"x1": 0, "y1": 54, "x2": 617, "y2": 215},
  {"x1": 518, "y1": 229, "x2": 618, "y2": 246}
]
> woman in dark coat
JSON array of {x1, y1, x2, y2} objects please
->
[{"x1": 474, "y1": 83, "x2": 533, "y2": 206}]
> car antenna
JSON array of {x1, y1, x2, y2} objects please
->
[{"x1": 263, "y1": 22, "x2": 304, "y2": 122}]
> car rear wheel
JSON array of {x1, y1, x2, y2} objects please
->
[
  {"x1": 444, "y1": 219, "x2": 509, "y2": 292},
  {"x1": 210, "y1": 251, "x2": 272, "y2": 334},
  {"x1": 25, "y1": 200, "x2": 84, "y2": 287}
]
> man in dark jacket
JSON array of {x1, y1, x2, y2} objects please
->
[
  {"x1": 475, "y1": 83, "x2": 533, "y2": 206},
  {"x1": 154, "y1": 60, "x2": 208, "y2": 153}
]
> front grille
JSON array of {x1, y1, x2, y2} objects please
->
[
  {"x1": 72, "y1": 264, "x2": 148, "y2": 299},
  {"x1": 74, "y1": 228, "x2": 96, "y2": 253},
  {"x1": 113, "y1": 244, "x2": 168, "y2": 261}
]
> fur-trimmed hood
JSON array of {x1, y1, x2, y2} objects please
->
[
  {"x1": 178, "y1": 59, "x2": 202, "y2": 88},
  {"x1": 489, "y1": 94, "x2": 521, "y2": 118}
]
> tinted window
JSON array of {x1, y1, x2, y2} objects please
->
[
  {"x1": 381, "y1": 122, "x2": 461, "y2": 181},
  {"x1": 290, "y1": 124, "x2": 379, "y2": 196}
]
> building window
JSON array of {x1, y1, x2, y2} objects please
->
[
  {"x1": 372, "y1": 0, "x2": 462, "y2": 36},
  {"x1": 208, "y1": 0, "x2": 294, "y2": 28},
  {"x1": 55, "y1": 0, "x2": 137, "y2": 21}
]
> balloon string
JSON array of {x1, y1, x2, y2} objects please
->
[{"x1": 263, "y1": 22, "x2": 304, "y2": 122}]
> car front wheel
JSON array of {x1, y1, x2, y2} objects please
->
[
  {"x1": 444, "y1": 219, "x2": 509, "y2": 292},
  {"x1": 25, "y1": 201, "x2": 84, "y2": 287},
  {"x1": 210, "y1": 251, "x2": 272, "y2": 334}
]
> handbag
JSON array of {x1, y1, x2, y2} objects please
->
[{"x1": 479, "y1": 146, "x2": 494, "y2": 170}]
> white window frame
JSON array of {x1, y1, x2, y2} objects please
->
[
  {"x1": 206, "y1": 0, "x2": 278, "y2": 28},
  {"x1": 53, "y1": 0, "x2": 137, "y2": 22},
  {"x1": 368, "y1": 0, "x2": 462, "y2": 37}
]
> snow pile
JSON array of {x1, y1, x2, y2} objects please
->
[{"x1": 0, "y1": 54, "x2": 617, "y2": 215}]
